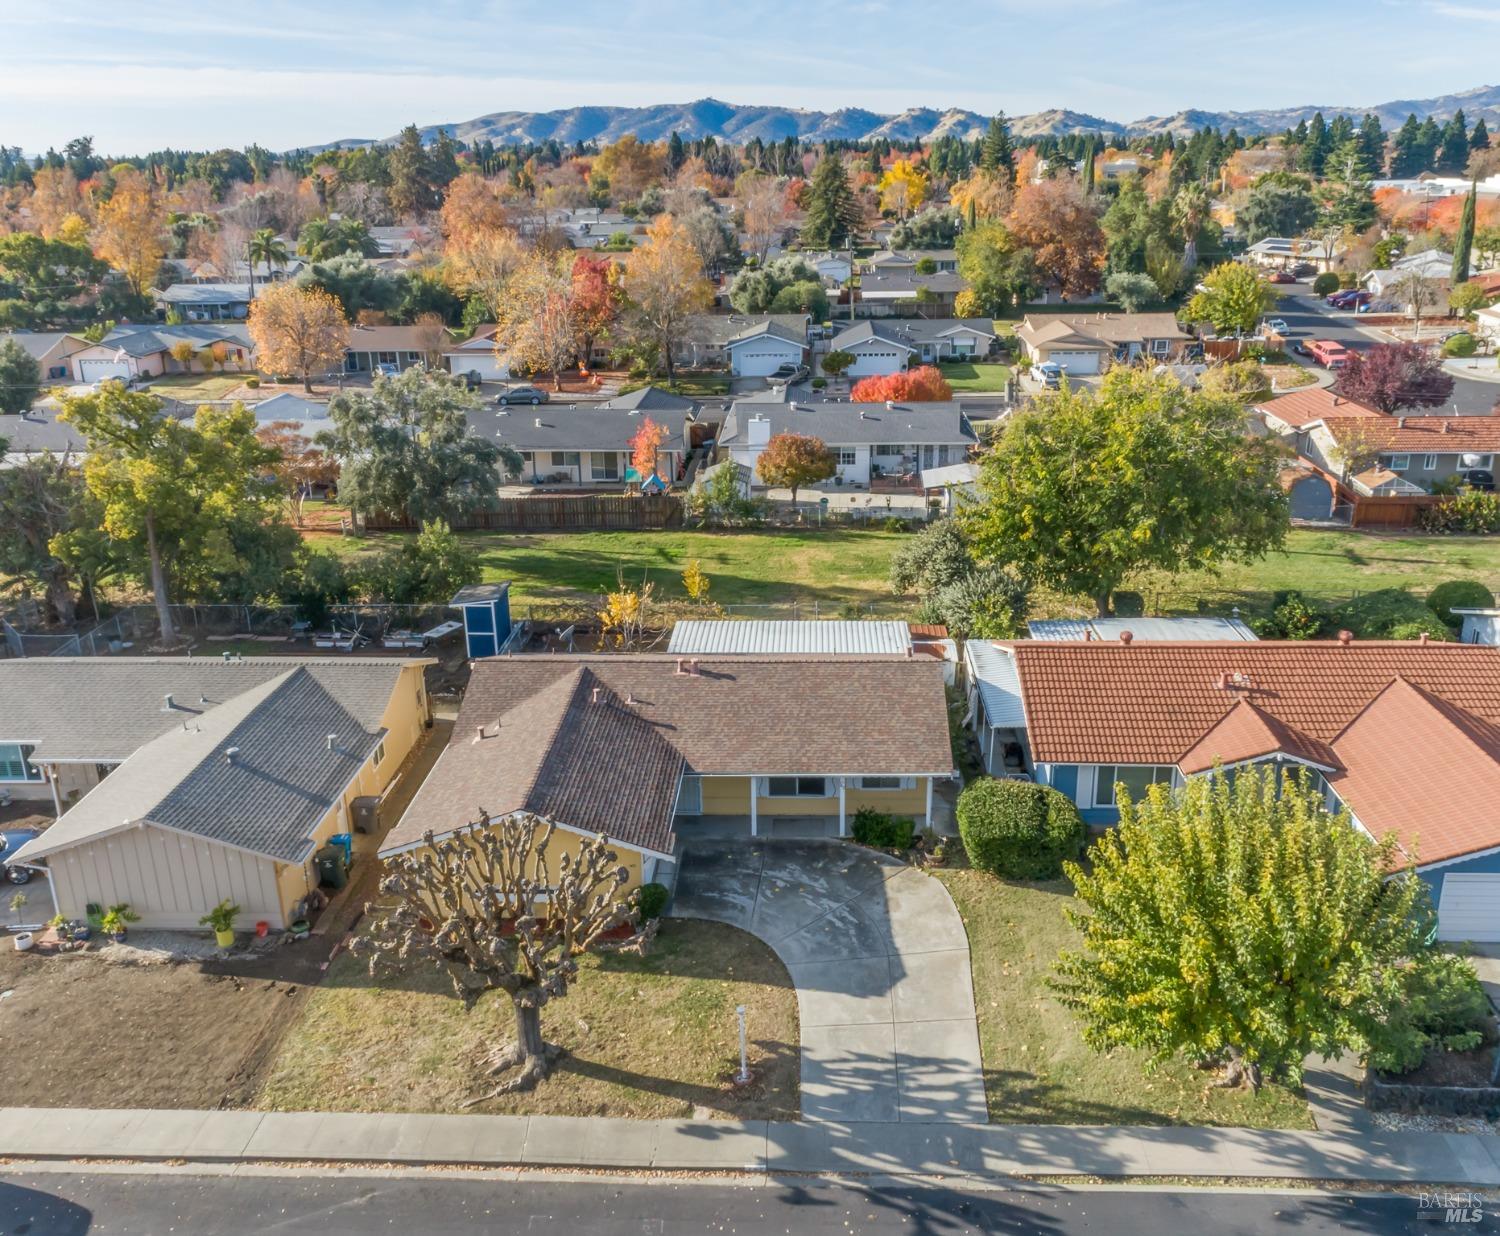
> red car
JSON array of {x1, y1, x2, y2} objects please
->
[
  {"x1": 1306, "y1": 339, "x2": 1352, "y2": 369},
  {"x1": 1263, "y1": 270, "x2": 1297, "y2": 284}
]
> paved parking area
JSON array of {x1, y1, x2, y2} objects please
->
[{"x1": 671, "y1": 840, "x2": 986, "y2": 1124}]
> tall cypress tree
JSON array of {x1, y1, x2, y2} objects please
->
[
  {"x1": 1453, "y1": 181, "x2": 1476, "y2": 285},
  {"x1": 980, "y1": 113, "x2": 1015, "y2": 178},
  {"x1": 800, "y1": 154, "x2": 860, "y2": 249},
  {"x1": 1471, "y1": 118, "x2": 1492, "y2": 153},
  {"x1": 1081, "y1": 146, "x2": 1096, "y2": 196},
  {"x1": 1356, "y1": 113, "x2": 1387, "y2": 174}
]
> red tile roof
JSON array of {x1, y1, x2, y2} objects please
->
[
  {"x1": 1004, "y1": 640, "x2": 1500, "y2": 863},
  {"x1": 1257, "y1": 387, "x2": 1382, "y2": 429},
  {"x1": 1322, "y1": 415, "x2": 1500, "y2": 452}
]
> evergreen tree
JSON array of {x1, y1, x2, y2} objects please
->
[
  {"x1": 800, "y1": 154, "x2": 861, "y2": 249},
  {"x1": 1453, "y1": 181, "x2": 1476, "y2": 285},
  {"x1": 1390, "y1": 114, "x2": 1424, "y2": 178},
  {"x1": 1438, "y1": 110, "x2": 1470, "y2": 174},
  {"x1": 1416, "y1": 116, "x2": 1442, "y2": 171},
  {"x1": 388, "y1": 124, "x2": 437, "y2": 217},
  {"x1": 1300, "y1": 112, "x2": 1330, "y2": 175},
  {"x1": 1357, "y1": 113, "x2": 1387, "y2": 173},
  {"x1": 1081, "y1": 146, "x2": 1096, "y2": 195},
  {"x1": 980, "y1": 113, "x2": 1015, "y2": 178},
  {"x1": 666, "y1": 130, "x2": 685, "y2": 173},
  {"x1": 1471, "y1": 118, "x2": 1492, "y2": 153}
]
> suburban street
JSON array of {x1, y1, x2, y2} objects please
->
[
  {"x1": 0, "y1": 1171, "x2": 1494, "y2": 1235},
  {"x1": 1274, "y1": 285, "x2": 1499, "y2": 414}
]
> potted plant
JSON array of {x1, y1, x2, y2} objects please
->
[
  {"x1": 200, "y1": 899, "x2": 240, "y2": 949},
  {"x1": 100, "y1": 903, "x2": 140, "y2": 942}
]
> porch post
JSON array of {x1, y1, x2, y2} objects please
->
[
  {"x1": 749, "y1": 779, "x2": 758, "y2": 837},
  {"x1": 924, "y1": 776, "x2": 934, "y2": 829},
  {"x1": 46, "y1": 765, "x2": 62, "y2": 818},
  {"x1": 838, "y1": 776, "x2": 847, "y2": 837}
]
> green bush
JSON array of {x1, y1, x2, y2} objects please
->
[
  {"x1": 1338, "y1": 271, "x2": 1358, "y2": 289},
  {"x1": 1331, "y1": 588, "x2": 1451, "y2": 640},
  {"x1": 636, "y1": 882, "x2": 670, "y2": 921},
  {"x1": 1312, "y1": 272, "x2": 1340, "y2": 296},
  {"x1": 1427, "y1": 579, "x2": 1496, "y2": 628},
  {"x1": 1389, "y1": 621, "x2": 1449, "y2": 641},
  {"x1": 244, "y1": 375, "x2": 261, "y2": 388},
  {"x1": 1254, "y1": 589, "x2": 1325, "y2": 639},
  {"x1": 1368, "y1": 951, "x2": 1495, "y2": 1075},
  {"x1": 1112, "y1": 591, "x2": 1144, "y2": 618},
  {"x1": 811, "y1": 377, "x2": 827, "y2": 389},
  {"x1": 1420, "y1": 491, "x2": 1500, "y2": 534},
  {"x1": 1442, "y1": 332, "x2": 1477, "y2": 358},
  {"x1": 850, "y1": 808, "x2": 916, "y2": 849},
  {"x1": 956, "y1": 779, "x2": 1085, "y2": 880}
]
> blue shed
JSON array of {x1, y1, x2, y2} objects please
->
[{"x1": 449, "y1": 582, "x2": 513, "y2": 659}]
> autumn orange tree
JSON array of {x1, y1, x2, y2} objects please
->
[
  {"x1": 255, "y1": 420, "x2": 338, "y2": 525},
  {"x1": 622, "y1": 215, "x2": 712, "y2": 382},
  {"x1": 92, "y1": 167, "x2": 166, "y2": 307},
  {"x1": 851, "y1": 366, "x2": 954, "y2": 403},
  {"x1": 1009, "y1": 178, "x2": 1106, "y2": 300},
  {"x1": 628, "y1": 416, "x2": 668, "y2": 482},
  {"x1": 496, "y1": 250, "x2": 582, "y2": 390},
  {"x1": 755, "y1": 432, "x2": 835, "y2": 504},
  {"x1": 441, "y1": 173, "x2": 522, "y2": 313},
  {"x1": 248, "y1": 282, "x2": 350, "y2": 392},
  {"x1": 571, "y1": 252, "x2": 622, "y2": 368}
]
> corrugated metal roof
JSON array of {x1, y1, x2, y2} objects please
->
[
  {"x1": 966, "y1": 642, "x2": 1027, "y2": 729},
  {"x1": 667, "y1": 620, "x2": 911, "y2": 656},
  {"x1": 1026, "y1": 617, "x2": 1259, "y2": 642}
]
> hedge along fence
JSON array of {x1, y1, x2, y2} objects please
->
[{"x1": 357, "y1": 495, "x2": 684, "y2": 533}]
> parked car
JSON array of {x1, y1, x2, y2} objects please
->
[
  {"x1": 1265, "y1": 319, "x2": 1290, "y2": 335},
  {"x1": 1035, "y1": 361, "x2": 1064, "y2": 389},
  {"x1": 1290, "y1": 340, "x2": 1310, "y2": 356},
  {"x1": 0, "y1": 828, "x2": 39, "y2": 884},
  {"x1": 767, "y1": 362, "x2": 810, "y2": 386},
  {"x1": 1306, "y1": 339, "x2": 1352, "y2": 369},
  {"x1": 1464, "y1": 469, "x2": 1496, "y2": 492},
  {"x1": 497, "y1": 385, "x2": 549, "y2": 406},
  {"x1": 456, "y1": 369, "x2": 483, "y2": 390},
  {"x1": 1263, "y1": 271, "x2": 1297, "y2": 284},
  {"x1": 374, "y1": 362, "x2": 400, "y2": 378},
  {"x1": 1327, "y1": 290, "x2": 1372, "y2": 310}
]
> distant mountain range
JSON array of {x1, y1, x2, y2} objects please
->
[{"x1": 304, "y1": 85, "x2": 1500, "y2": 151}]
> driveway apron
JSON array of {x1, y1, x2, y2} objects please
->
[{"x1": 671, "y1": 840, "x2": 987, "y2": 1123}]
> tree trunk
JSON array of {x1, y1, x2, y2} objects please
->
[
  {"x1": 145, "y1": 512, "x2": 176, "y2": 646},
  {"x1": 1093, "y1": 590, "x2": 1113, "y2": 618},
  {"x1": 45, "y1": 575, "x2": 76, "y2": 629},
  {"x1": 465, "y1": 999, "x2": 558, "y2": 1103},
  {"x1": 1182, "y1": 237, "x2": 1198, "y2": 272},
  {"x1": 302, "y1": 369, "x2": 314, "y2": 395},
  {"x1": 1212, "y1": 1045, "x2": 1263, "y2": 1091}
]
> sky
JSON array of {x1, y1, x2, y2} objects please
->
[{"x1": 3, "y1": 0, "x2": 1497, "y2": 154}]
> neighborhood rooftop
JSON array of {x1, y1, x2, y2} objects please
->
[
  {"x1": 719, "y1": 401, "x2": 975, "y2": 446},
  {"x1": 667, "y1": 619, "x2": 913, "y2": 656}
]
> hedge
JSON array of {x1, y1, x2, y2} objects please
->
[
  {"x1": 1428, "y1": 579, "x2": 1496, "y2": 628},
  {"x1": 956, "y1": 778, "x2": 1084, "y2": 880}
]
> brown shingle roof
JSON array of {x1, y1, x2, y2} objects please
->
[
  {"x1": 384, "y1": 655, "x2": 953, "y2": 856},
  {"x1": 1256, "y1": 387, "x2": 1383, "y2": 429}
]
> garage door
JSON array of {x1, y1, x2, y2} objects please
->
[
  {"x1": 848, "y1": 348, "x2": 906, "y2": 377},
  {"x1": 1437, "y1": 873, "x2": 1500, "y2": 942},
  {"x1": 77, "y1": 359, "x2": 132, "y2": 383},
  {"x1": 1046, "y1": 350, "x2": 1101, "y2": 375},
  {"x1": 734, "y1": 348, "x2": 799, "y2": 377}
]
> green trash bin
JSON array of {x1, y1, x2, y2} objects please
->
[{"x1": 315, "y1": 844, "x2": 348, "y2": 890}]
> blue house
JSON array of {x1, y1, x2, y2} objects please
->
[
  {"x1": 966, "y1": 635, "x2": 1500, "y2": 943},
  {"x1": 450, "y1": 583, "x2": 512, "y2": 659}
]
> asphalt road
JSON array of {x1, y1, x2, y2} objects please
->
[
  {"x1": 1, "y1": 1171, "x2": 1494, "y2": 1235},
  {"x1": 1273, "y1": 284, "x2": 1498, "y2": 415}
]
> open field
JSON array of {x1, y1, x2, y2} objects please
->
[
  {"x1": 256, "y1": 919, "x2": 798, "y2": 1120},
  {"x1": 937, "y1": 869, "x2": 1313, "y2": 1128}
]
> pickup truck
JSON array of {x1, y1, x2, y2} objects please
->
[{"x1": 1306, "y1": 339, "x2": 1352, "y2": 369}]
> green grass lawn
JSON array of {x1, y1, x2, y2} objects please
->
[
  {"x1": 937, "y1": 869, "x2": 1312, "y2": 1128},
  {"x1": 144, "y1": 374, "x2": 253, "y2": 402},
  {"x1": 618, "y1": 374, "x2": 731, "y2": 397},
  {"x1": 936, "y1": 361, "x2": 1011, "y2": 392}
]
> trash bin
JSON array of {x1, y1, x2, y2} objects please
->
[
  {"x1": 328, "y1": 832, "x2": 354, "y2": 868},
  {"x1": 350, "y1": 796, "x2": 380, "y2": 835},
  {"x1": 315, "y1": 845, "x2": 348, "y2": 890}
]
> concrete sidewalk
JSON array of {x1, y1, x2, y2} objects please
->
[{"x1": 2, "y1": 1107, "x2": 1498, "y2": 1184}]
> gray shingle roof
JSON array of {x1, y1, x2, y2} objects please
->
[
  {"x1": 98, "y1": 323, "x2": 252, "y2": 358},
  {"x1": 719, "y1": 401, "x2": 976, "y2": 447},
  {"x1": 829, "y1": 318, "x2": 996, "y2": 351},
  {"x1": 688, "y1": 314, "x2": 809, "y2": 347},
  {"x1": 158, "y1": 283, "x2": 254, "y2": 305},
  {"x1": 600, "y1": 386, "x2": 701, "y2": 414},
  {"x1": 466, "y1": 406, "x2": 686, "y2": 453},
  {"x1": 0, "y1": 331, "x2": 85, "y2": 361},
  {"x1": 0, "y1": 409, "x2": 87, "y2": 455}
]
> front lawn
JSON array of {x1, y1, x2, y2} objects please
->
[
  {"x1": 618, "y1": 373, "x2": 731, "y2": 397},
  {"x1": 936, "y1": 361, "x2": 1011, "y2": 392},
  {"x1": 255, "y1": 919, "x2": 798, "y2": 1120},
  {"x1": 144, "y1": 374, "x2": 255, "y2": 402},
  {"x1": 937, "y1": 869, "x2": 1313, "y2": 1128}
]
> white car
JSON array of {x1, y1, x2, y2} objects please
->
[{"x1": 1265, "y1": 319, "x2": 1290, "y2": 335}]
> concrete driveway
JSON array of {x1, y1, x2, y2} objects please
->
[{"x1": 671, "y1": 840, "x2": 986, "y2": 1124}]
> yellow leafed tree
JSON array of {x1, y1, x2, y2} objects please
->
[
  {"x1": 248, "y1": 283, "x2": 350, "y2": 393},
  {"x1": 622, "y1": 215, "x2": 712, "y2": 382},
  {"x1": 878, "y1": 159, "x2": 928, "y2": 219},
  {"x1": 92, "y1": 167, "x2": 166, "y2": 302}
]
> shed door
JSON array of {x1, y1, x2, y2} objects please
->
[
  {"x1": 1437, "y1": 873, "x2": 1500, "y2": 942},
  {"x1": 1288, "y1": 474, "x2": 1334, "y2": 521}
]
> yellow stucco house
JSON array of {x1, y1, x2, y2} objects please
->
[
  {"x1": 10, "y1": 657, "x2": 432, "y2": 931},
  {"x1": 382, "y1": 654, "x2": 956, "y2": 888}
]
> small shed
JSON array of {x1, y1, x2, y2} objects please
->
[{"x1": 450, "y1": 582, "x2": 513, "y2": 659}]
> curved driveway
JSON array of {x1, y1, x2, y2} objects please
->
[{"x1": 671, "y1": 840, "x2": 987, "y2": 1124}]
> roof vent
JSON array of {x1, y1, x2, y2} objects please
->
[
  {"x1": 225, "y1": 747, "x2": 240, "y2": 765},
  {"x1": 885, "y1": 400, "x2": 895, "y2": 411},
  {"x1": 534, "y1": 417, "x2": 542, "y2": 428},
  {"x1": 162, "y1": 693, "x2": 175, "y2": 711},
  {"x1": 789, "y1": 401, "x2": 799, "y2": 411},
  {"x1": 591, "y1": 686, "x2": 602, "y2": 704},
  {"x1": 1419, "y1": 631, "x2": 1430, "y2": 644},
  {"x1": 1398, "y1": 416, "x2": 1406, "y2": 428},
  {"x1": 1119, "y1": 630, "x2": 1133, "y2": 645},
  {"x1": 326, "y1": 733, "x2": 338, "y2": 751},
  {"x1": 1337, "y1": 629, "x2": 1354, "y2": 645}
]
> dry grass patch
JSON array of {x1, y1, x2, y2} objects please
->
[{"x1": 256, "y1": 919, "x2": 798, "y2": 1120}]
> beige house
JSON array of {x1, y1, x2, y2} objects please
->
[
  {"x1": 1015, "y1": 311, "x2": 1192, "y2": 374},
  {"x1": 8, "y1": 658, "x2": 432, "y2": 931},
  {"x1": 383, "y1": 654, "x2": 956, "y2": 891}
]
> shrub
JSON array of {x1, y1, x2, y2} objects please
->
[
  {"x1": 1338, "y1": 271, "x2": 1358, "y2": 289},
  {"x1": 1442, "y1": 332, "x2": 1477, "y2": 358},
  {"x1": 851, "y1": 808, "x2": 916, "y2": 850},
  {"x1": 1368, "y1": 951, "x2": 1495, "y2": 1075},
  {"x1": 1312, "y1": 272, "x2": 1340, "y2": 296},
  {"x1": 1420, "y1": 490, "x2": 1500, "y2": 534},
  {"x1": 956, "y1": 779, "x2": 1085, "y2": 880},
  {"x1": 1428, "y1": 579, "x2": 1496, "y2": 628},
  {"x1": 1331, "y1": 588, "x2": 1450, "y2": 640},
  {"x1": 245, "y1": 375, "x2": 261, "y2": 388},
  {"x1": 811, "y1": 377, "x2": 827, "y2": 389},
  {"x1": 636, "y1": 882, "x2": 670, "y2": 921},
  {"x1": 1112, "y1": 591, "x2": 1144, "y2": 618},
  {"x1": 1389, "y1": 620, "x2": 1449, "y2": 641},
  {"x1": 1254, "y1": 589, "x2": 1325, "y2": 639}
]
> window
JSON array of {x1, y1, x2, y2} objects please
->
[
  {"x1": 874, "y1": 444, "x2": 903, "y2": 457},
  {"x1": 373, "y1": 740, "x2": 386, "y2": 767},
  {"x1": 765, "y1": 776, "x2": 828, "y2": 797},
  {"x1": 1151, "y1": 338, "x2": 1171, "y2": 354},
  {"x1": 837, "y1": 448, "x2": 857, "y2": 466},
  {"x1": 591, "y1": 453, "x2": 620, "y2": 481},
  {"x1": 1092, "y1": 765, "x2": 1172, "y2": 808},
  {"x1": 377, "y1": 351, "x2": 397, "y2": 365},
  {"x1": 1422, "y1": 454, "x2": 1438, "y2": 470},
  {"x1": 1386, "y1": 454, "x2": 1411, "y2": 471},
  {"x1": 859, "y1": 775, "x2": 908, "y2": 790},
  {"x1": 550, "y1": 451, "x2": 580, "y2": 468},
  {"x1": 0, "y1": 744, "x2": 41, "y2": 782}
]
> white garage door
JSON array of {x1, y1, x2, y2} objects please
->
[
  {"x1": 450, "y1": 353, "x2": 509, "y2": 381},
  {"x1": 77, "y1": 358, "x2": 132, "y2": 383},
  {"x1": 1046, "y1": 350, "x2": 1102, "y2": 375},
  {"x1": 1437, "y1": 873, "x2": 1500, "y2": 942},
  {"x1": 734, "y1": 347, "x2": 800, "y2": 377},
  {"x1": 847, "y1": 347, "x2": 907, "y2": 377}
]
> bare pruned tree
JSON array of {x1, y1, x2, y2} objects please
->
[{"x1": 355, "y1": 812, "x2": 645, "y2": 1098}]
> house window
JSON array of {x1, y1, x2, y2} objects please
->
[
  {"x1": 377, "y1": 351, "x2": 397, "y2": 365},
  {"x1": 0, "y1": 744, "x2": 41, "y2": 782},
  {"x1": 837, "y1": 448, "x2": 857, "y2": 466},
  {"x1": 550, "y1": 451, "x2": 580, "y2": 468},
  {"x1": 874, "y1": 445, "x2": 903, "y2": 457},
  {"x1": 1092, "y1": 765, "x2": 1173, "y2": 808},
  {"x1": 373, "y1": 740, "x2": 386, "y2": 767},
  {"x1": 1386, "y1": 454, "x2": 1411, "y2": 471},
  {"x1": 858, "y1": 775, "x2": 908, "y2": 790},
  {"x1": 1422, "y1": 454, "x2": 1438, "y2": 470},
  {"x1": 765, "y1": 776, "x2": 828, "y2": 797},
  {"x1": 1151, "y1": 338, "x2": 1171, "y2": 354},
  {"x1": 591, "y1": 454, "x2": 620, "y2": 482}
]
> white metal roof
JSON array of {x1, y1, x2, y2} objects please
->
[
  {"x1": 1026, "y1": 616, "x2": 1259, "y2": 642},
  {"x1": 966, "y1": 642, "x2": 1027, "y2": 729},
  {"x1": 667, "y1": 619, "x2": 912, "y2": 656}
]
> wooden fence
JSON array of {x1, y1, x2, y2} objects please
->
[
  {"x1": 359, "y1": 495, "x2": 684, "y2": 533},
  {"x1": 1349, "y1": 494, "x2": 1441, "y2": 530}
]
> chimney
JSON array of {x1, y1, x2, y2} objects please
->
[
  {"x1": 675, "y1": 658, "x2": 688, "y2": 675},
  {"x1": 1119, "y1": 630, "x2": 1133, "y2": 645},
  {"x1": 885, "y1": 400, "x2": 895, "y2": 411},
  {"x1": 688, "y1": 658, "x2": 701, "y2": 676},
  {"x1": 1337, "y1": 629, "x2": 1354, "y2": 645},
  {"x1": 789, "y1": 401, "x2": 799, "y2": 411},
  {"x1": 748, "y1": 414, "x2": 772, "y2": 447},
  {"x1": 1419, "y1": 631, "x2": 1430, "y2": 644}
]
